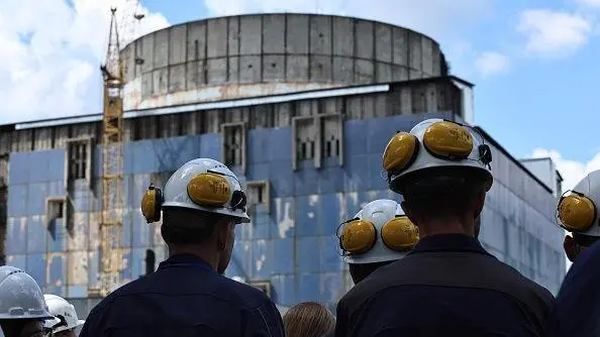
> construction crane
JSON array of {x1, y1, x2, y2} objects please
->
[{"x1": 96, "y1": 4, "x2": 144, "y2": 297}]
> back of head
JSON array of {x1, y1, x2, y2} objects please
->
[
  {"x1": 161, "y1": 207, "x2": 226, "y2": 246},
  {"x1": 283, "y1": 302, "x2": 335, "y2": 337},
  {"x1": 398, "y1": 167, "x2": 490, "y2": 220}
]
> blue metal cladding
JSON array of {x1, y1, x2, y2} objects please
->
[{"x1": 4, "y1": 113, "x2": 566, "y2": 310}]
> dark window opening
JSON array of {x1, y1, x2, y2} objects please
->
[
  {"x1": 68, "y1": 141, "x2": 89, "y2": 180},
  {"x1": 223, "y1": 124, "x2": 244, "y2": 167},
  {"x1": 194, "y1": 40, "x2": 199, "y2": 60}
]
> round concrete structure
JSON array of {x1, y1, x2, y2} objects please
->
[{"x1": 121, "y1": 14, "x2": 447, "y2": 111}]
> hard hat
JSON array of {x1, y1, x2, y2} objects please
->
[
  {"x1": 382, "y1": 119, "x2": 493, "y2": 192},
  {"x1": 141, "y1": 158, "x2": 250, "y2": 223},
  {"x1": 557, "y1": 170, "x2": 600, "y2": 236},
  {"x1": 337, "y1": 199, "x2": 419, "y2": 264},
  {"x1": 0, "y1": 266, "x2": 53, "y2": 320},
  {"x1": 42, "y1": 294, "x2": 85, "y2": 333}
]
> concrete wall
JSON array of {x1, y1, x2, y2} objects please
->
[
  {"x1": 4, "y1": 112, "x2": 565, "y2": 315},
  {"x1": 121, "y1": 14, "x2": 447, "y2": 111}
]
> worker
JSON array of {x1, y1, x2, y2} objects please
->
[
  {"x1": 0, "y1": 266, "x2": 53, "y2": 337},
  {"x1": 283, "y1": 302, "x2": 335, "y2": 337},
  {"x1": 79, "y1": 158, "x2": 284, "y2": 337},
  {"x1": 555, "y1": 170, "x2": 600, "y2": 262},
  {"x1": 42, "y1": 294, "x2": 85, "y2": 337},
  {"x1": 335, "y1": 119, "x2": 555, "y2": 337},
  {"x1": 549, "y1": 170, "x2": 600, "y2": 337},
  {"x1": 337, "y1": 199, "x2": 418, "y2": 284}
]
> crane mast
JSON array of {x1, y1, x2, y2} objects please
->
[{"x1": 99, "y1": 7, "x2": 124, "y2": 297}]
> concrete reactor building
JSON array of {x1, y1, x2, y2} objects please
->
[{"x1": 0, "y1": 14, "x2": 565, "y2": 315}]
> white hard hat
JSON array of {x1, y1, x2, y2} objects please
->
[
  {"x1": 42, "y1": 294, "x2": 85, "y2": 333},
  {"x1": 337, "y1": 199, "x2": 419, "y2": 264},
  {"x1": 557, "y1": 170, "x2": 600, "y2": 237},
  {"x1": 0, "y1": 266, "x2": 53, "y2": 320},
  {"x1": 383, "y1": 119, "x2": 493, "y2": 192},
  {"x1": 141, "y1": 158, "x2": 250, "y2": 223}
]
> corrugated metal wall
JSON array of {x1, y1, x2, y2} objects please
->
[{"x1": 4, "y1": 112, "x2": 565, "y2": 316}]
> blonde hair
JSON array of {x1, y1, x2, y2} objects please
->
[{"x1": 283, "y1": 302, "x2": 335, "y2": 337}]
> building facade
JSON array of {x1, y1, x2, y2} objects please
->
[{"x1": 0, "y1": 14, "x2": 565, "y2": 315}]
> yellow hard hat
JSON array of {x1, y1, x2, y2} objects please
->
[{"x1": 557, "y1": 170, "x2": 600, "y2": 235}]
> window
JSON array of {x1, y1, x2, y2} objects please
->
[
  {"x1": 247, "y1": 181, "x2": 270, "y2": 214},
  {"x1": 46, "y1": 198, "x2": 66, "y2": 228},
  {"x1": 66, "y1": 139, "x2": 91, "y2": 182},
  {"x1": 249, "y1": 281, "x2": 271, "y2": 298},
  {"x1": 222, "y1": 123, "x2": 246, "y2": 172},
  {"x1": 293, "y1": 114, "x2": 343, "y2": 169}
]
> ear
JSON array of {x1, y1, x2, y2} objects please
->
[
  {"x1": 564, "y1": 235, "x2": 579, "y2": 262},
  {"x1": 215, "y1": 220, "x2": 230, "y2": 251},
  {"x1": 473, "y1": 190, "x2": 486, "y2": 219},
  {"x1": 401, "y1": 201, "x2": 418, "y2": 225}
]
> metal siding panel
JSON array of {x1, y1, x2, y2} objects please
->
[
  {"x1": 271, "y1": 275, "x2": 296, "y2": 306},
  {"x1": 168, "y1": 64, "x2": 186, "y2": 93},
  {"x1": 286, "y1": 15, "x2": 309, "y2": 54},
  {"x1": 298, "y1": 273, "x2": 320, "y2": 302},
  {"x1": 333, "y1": 17, "x2": 354, "y2": 56},
  {"x1": 87, "y1": 250, "x2": 100, "y2": 290},
  {"x1": 320, "y1": 236, "x2": 343, "y2": 272},
  {"x1": 47, "y1": 218, "x2": 67, "y2": 253},
  {"x1": 333, "y1": 57, "x2": 353, "y2": 83},
  {"x1": 6, "y1": 254, "x2": 26, "y2": 270},
  {"x1": 354, "y1": 59, "x2": 373, "y2": 84},
  {"x1": 187, "y1": 21, "x2": 206, "y2": 61},
  {"x1": 207, "y1": 58, "x2": 227, "y2": 84},
  {"x1": 132, "y1": 212, "x2": 150, "y2": 248},
  {"x1": 26, "y1": 254, "x2": 46, "y2": 287},
  {"x1": 310, "y1": 15, "x2": 332, "y2": 55},
  {"x1": 240, "y1": 16, "x2": 262, "y2": 55},
  {"x1": 48, "y1": 150, "x2": 65, "y2": 181},
  {"x1": 344, "y1": 120, "x2": 367, "y2": 155},
  {"x1": 6, "y1": 217, "x2": 27, "y2": 254},
  {"x1": 231, "y1": 240, "x2": 253, "y2": 279},
  {"x1": 263, "y1": 55, "x2": 285, "y2": 82},
  {"x1": 263, "y1": 15, "x2": 285, "y2": 54},
  {"x1": 317, "y1": 193, "x2": 342, "y2": 236},
  {"x1": 67, "y1": 251, "x2": 88, "y2": 287},
  {"x1": 207, "y1": 18, "x2": 228, "y2": 58},
  {"x1": 273, "y1": 238, "x2": 294, "y2": 274},
  {"x1": 310, "y1": 55, "x2": 332, "y2": 82},
  {"x1": 344, "y1": 155, "x2": 369, "y2": 192},
  {"x1": 169, "y1": 25, "x2": 187, "y2": 65},
  {"x1": 200, "y1": 133, "x2": 220, "y2": 159},
  {"x1": 274, "y1": 197, "x2": 295, "y2": 239},
  {"x1": 355, "y1": 20, "x2": 374, "y2": 59},
  {"x1": 295, "y1": 167, "x2": 319, "y2": 196},
  {"x1": 248, "y1": 129, "x2": 269, "y2": 164},
  {"x1": 297, "y1": 236, "x2": 320, "y2": 273},
  {"x1": 8, "y1": 184, "x2": 27, "y2": 217},
  {"x1": 252, "y1": 239, "x2": 272, "y2": 279},
  {"x1": 153, "y1": 29, "x2": 169, "y2": 68},
  {"x1": 375, "y1": 24, "x2": 392, "y2": 62},
  {"x1": 320, "y1": 272, "x2": 344, "y2": 309},
  {"x1": 48, "y1": 253, "x2": 66, "y2": 292},
  {"x1": 239, "y1": 56, "x2": 261, "y2": 83},
  {"x1": 27, "y1": 215, "x2": 46, "y2": 254},
  {"x1": 318, "y1": 166, "x2": 344, "y2": 194},
  {"x1": 268, "y1": 128, "x2": 292, "y2": 161},
  {"x1": 295, "y1": 195, "x2": 318, "y2": 237},
  {"x1": 228, "y1": 17, "x2": 240, "y2": 56},
  {"x1": 9, "y1": 152, "x2": 30, "y2": 185},
  {"x1": 286, "y1": 55, "x2": 309, "y2": 81}
]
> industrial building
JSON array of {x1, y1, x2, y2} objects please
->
[{"x1": 0, "y1": 13, "x2": 565, "y2": 315}]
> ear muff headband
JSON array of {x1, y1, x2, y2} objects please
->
[
  {"x1": 382, "y1": 132, "x2": 419, "y2": 174},
  {"x1": 339, "y1": 219, "x2": 377, "y2": 255},
  {"x1": 381, "y1": 216, "x2": 419, "y2": 251},
  {"x1": 423, "y1": 120, "x2": 473, "y2": 159},
  {"x1": 558, "y1": 192, "x2": 597, "y2": 232},
  {"x1": 141, "y1": 184, "x2": 163, "y2": 223},
  {"x1": 187, "y1": 172, "x2": 232, "y2": 207}
]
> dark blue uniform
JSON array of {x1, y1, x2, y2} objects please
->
[
  {"x1": 80, "y1": 254, "x2": 284, "y2": 337},
  {"x1": 550, "y1": 240, "x2": 600, "y2": 337},
  {"x1": 335, "y1": 234, "x2": 555, "y2": 337}
]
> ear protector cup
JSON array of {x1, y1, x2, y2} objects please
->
[
  {"x1": 381, "y1": 216, "x2": 419, "y2": 251},
  {"x1": 423, "y1": 120, "x2": 473, "y2": 159},
  {"x1": 187, "y1": 172, "x2": 232, "y2": 207},
  {"x1": 558, "y1": 192, "x2": 597, "y2": 232},
  {"x1": 382, "y1": 132, "x2": 419, "y2": 175},
  {"x1": 141, "y1": 184, "x2": 163, "y2": 223},
  {"x1": 339, "y1": 219, "x2": 377, "y2": 255}
]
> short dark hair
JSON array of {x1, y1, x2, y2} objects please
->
[
  {"x1": 349, "y1": 261, "x2": 393, "y2": 284},
  {"x1": 161, "y1": 207, "x2": 228, "y2": 245},
  {"x1": 397, "y1": 167, "x2": 491, "y2": 219}
]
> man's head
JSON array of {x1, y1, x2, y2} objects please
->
[
  {"x1": 556, "y1": 170, "x2": 600, "y2": 261},
  {"x1": 140, "y1": 158, "x2": 250, "y2": 273},
  {"x1": 338, "y1": 199, "x2": 419, "y2": 284},
  {"x1": 161, "y1": 207, "x2": 237, "y2": 274},
  {"x1": 0, "y1": 319, "x2": 46, "y2": 337},
  {"x1": 382, "y1": 119, "x2": 493, "y2": 237},
  {"x1": 396, "y1": 167, "x2": 489, "y2": 237}
]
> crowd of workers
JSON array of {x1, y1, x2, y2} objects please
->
[{"x1": 0, "y1": 118, "x2": 599, "y2": 336}]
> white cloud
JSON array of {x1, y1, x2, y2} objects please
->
[
  {"x1": 474, "y1": 51, "x2": 510, "y2": 76},
  {"x1": 575, "y1": 0, "x2": 600, "y2": 8},
  {"x1": 531, "y1": 149, "x2": 600, "y2": 190},
  {"x1": 0, "y1": 0, "x2": 168, "y2": 125},
  {"x1": 517, "y1": 9, "x2": 592, "y2": 57}
]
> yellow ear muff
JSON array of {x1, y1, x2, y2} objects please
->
[
  {"x1": 187, "y1": 172, "x2": 232, "y2": 207},
  {"x1": 340, "y1": 220, "x2": 377, "y2": 254},
  {"x1": 558, "y1": 194, "x2": 597, "y2": 232},
  {"x1": 382, "y1": 132, "x2": 419, "y2": 173},
  {"x1": 423, "y1": 121, "x2": 473, "y2": 159},
  {"x1": 141, "y1": 184, "x2": 162, "y2": 223},
  {"x1": 381, "y1": 216, "x2": 419, "y2": 251}
]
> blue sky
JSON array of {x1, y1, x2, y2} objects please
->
[{"x1": 0, "y1": 0, "x2": 597, "y2": 188}]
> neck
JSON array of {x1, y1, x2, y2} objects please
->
[
  {"x1": 169, "y1": 245, "x2": 219, "y2": 271},
  {"x1": 418, "y1": 216, "x2": 475, "y2": 239}
]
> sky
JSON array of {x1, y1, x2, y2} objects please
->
[{"x1": 0, "y1": 0, "x2": 598, "y2": 190}]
